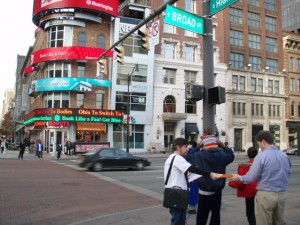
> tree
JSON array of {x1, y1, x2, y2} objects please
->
[{"x1": 0, "y1": 112, "x2": 14, "y2": 136}]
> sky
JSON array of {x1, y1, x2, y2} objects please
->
[{"x1": 0, "y1": 1, "x2": 36, "y2": 108}]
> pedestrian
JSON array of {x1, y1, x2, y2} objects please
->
[
  {"x1": 164, "y1": 137, "x2": 221, "y2": 225},
  {"x1": 36, "y1": 140, "x2": 44, "y2": 159},
  {"x1": 198, "y1": 128, "x2": 219, "y2": 149},
  {"x1": 1, "y1": 139, "x2": 4, "y2": 153},
  {"x1": 228, "y1": 147, "x2": 258, "y2": 225},
  {"x1": 29, "y1": 140, "x2": 35, "y2": 154},
  {"x1": 56, "y1": 140, "x2": 63, "y2": 160},
  {"x1": 230, "y1": 130, "x2": 291, "y2": 225},
  {"x1": 18, "y1": 140, "x2": 26, "y2": 159},
  {"x1": 185, "y1": 140, "x2": 199, "y2": 214},
  {"x1": 66, "y1": 139, "x2": 71, "y2": 156},
  {"x1": 191, "y1": 131, "x2": 235, "y2": 225}
]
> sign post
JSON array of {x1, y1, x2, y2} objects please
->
[
  {"x1": 164, "y1": 5, "x2": 204, "y2": 35},
  {"x1": 210, "y1": 0, "x2": 239, "y2": 15}
]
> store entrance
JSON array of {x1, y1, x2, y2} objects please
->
[{"x1": 45, "y1": 129, "x2": 68, "y2": 154}]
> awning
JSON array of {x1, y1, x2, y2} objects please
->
[
  {"x1": 77, "y1": 122, "x2": 106, "y2": 131},
  {"x1": 185, "y1": 123, "x2": 199, "y2": 134},
  {"x1": 15, "y1": 125, "x2": 25, "y2": 132},
  {"x1": 25, "y1": 125, "x2": 35, "y2": 133}
]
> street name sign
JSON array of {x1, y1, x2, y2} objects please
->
[
  {"x1": 164, "y1": 5, "x2": 204, "y2": 35},
  {"x1": 210, "y1": 0, "x2": 239, "y2": 15}
]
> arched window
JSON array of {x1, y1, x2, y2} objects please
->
[
  {"x1": 98, "y1": 35, "x2": 105, "y2": 48},
  {"x1": 185, "y1": 100, "x2": 196, "y2": 114},
  {"x1": 163, "y1": 96, "x2": 176, "y2": 112},
  {"x1": 78, "y1": 32, "x2": 86, "y2": 46}
]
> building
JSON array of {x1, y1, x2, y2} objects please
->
[{"x1": 282, "y1": 0, "x2": 300, "y2": 33}]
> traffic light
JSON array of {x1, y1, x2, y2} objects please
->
[
  {"x1": 185, "y1": 83, "x2": 204, "y2": 101},
  {"x1": 138, "y1": 28, "x2": 150, "y2": 51},
  {"x1": 208, "y1": 86, "x2": 226, "y2": 104},
  {"x1": 114, "y1": 46, "x2": 124, "y2": 64},
  {"x1": 98, "y1": 59, "x2": 107, "y2": 74}
]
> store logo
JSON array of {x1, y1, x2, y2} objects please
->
[{"x1": 86, "y1": 0, "x2": 92, "y2": 6}]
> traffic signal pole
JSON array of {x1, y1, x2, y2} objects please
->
[{"x1": 202, "y1": 1, "x2": 215, "y2": 132}]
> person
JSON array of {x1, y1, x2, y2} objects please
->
[
  {"x1": 29, "y1": 140, "x2": 35, "y2": 154},
  {"x1": 18, "y1": 140, "x2": 26, "y2": 159},
  {"x1": 228, "y1": 147, "x2": 258, "y2": 225},
  {"x1": 56, "y1": 140, "x2": 63, "y2": 160},
  {"x1": 65, "y1": 139, "x2": 71, "y2": 156},
  {"x1": 185, "y1": 140, "x2": 199, "y2": 214},
  {"x1": 0, "y1": 139, "x2": 4, "y2": 153},
  {"x1": 192, "y1": 133, "x2": 235, "y2": 225},
  {"x1": 230, "y1": 130, "x2": 291, "y2": 225},
  {"x1": 164, "y1": 137, "x2": 221, "y2": 225},
  {"x1": 36, "y1": 140, "x2": 44, "y2": 159},
  {"x1": 198, "y1": 128, "x2": 219, "y2": 149}
]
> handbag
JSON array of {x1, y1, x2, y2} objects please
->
[{"x1": 163, "y1": 155, "x2": 189, "y2": 210}]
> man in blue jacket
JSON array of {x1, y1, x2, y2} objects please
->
[{"x1": 192, "y1": 139, "x2": 235, "y2": 225}]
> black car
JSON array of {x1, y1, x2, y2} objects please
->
[{"x1": 77, "y1": 148, "x2": 151, "y2": 172}]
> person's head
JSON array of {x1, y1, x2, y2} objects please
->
[
  {"x1": 255, "y1": 130, "x2": 274, "y2": 150},
  {"x1": 247, "y1": 147, "x2": 258, "y2": 159},
  {"x1": 172, "y1": 138, "x2": 189, "y2": 156},
  {"x1": 188, "y1": 140, "x2": 197, "y2": 149},
  {"x1": 203, "y1": 128, "x2": 213, "y2": 135}
]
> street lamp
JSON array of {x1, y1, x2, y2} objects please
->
[{"x1": 126, "y1": 63, "x2": 139, "y2": 153}]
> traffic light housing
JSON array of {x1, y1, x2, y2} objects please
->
[
  {"x1": 138, "y1": 28, "x2": 150, "y2": 51},
  {"x1": 114, "y1": 46, "x2": 124, "y2": 64},
  {"x1": 208, "y1": 86, "x2": 226, "y2": 104},
  {"x1": 185, "y1": 83, "x2": 204, "y2": 101},
  {"x1": 98, "y1": 59, "x2": 107, "y2": 74}
]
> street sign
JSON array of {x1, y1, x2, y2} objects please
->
[
  {"x1": 150, "y1": 20, "x2": 160, "y2": 46},
  {"x1": 210, "y1": 0, "x2": 239, "y2": 15},
  {"x1": 164, "y1": 5, "x2": 204, "y2": 35}
]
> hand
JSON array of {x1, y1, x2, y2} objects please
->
[
  {"x1": 218, "y1": 141, "x2": 225, "y2": 148},
  {"x1": 230, "y1": 174, "x2": 240, "y2": 181},
  {"x1": 210, "y1": 172, "x2": 223, "y2": 180}
]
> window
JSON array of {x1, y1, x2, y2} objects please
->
[
  {"x1": 120, "y1": 32, "x2": 148, "y2": 56},
  {"x1": 291, "y1": 101, "x2": 295, "y2": 117},
  {"x1": 266, "y1": 37, "x2": 277, "y2": 52},
  {"x1": 185, "y1": 100, "x2": 196, "y2": 114},
  {"x1": 230, "y1": 8, "x2": 243, "y2": 24},
  {"x1": 97, "y1": 35, "x2": 105, "y2": 48},
  {"x1": 113, "y1": 124, "x2": 144, "y2": 149},
  {"x1": 78, "y1": 32, "x2": 86, "y2": 46},
  {"x1": 258, "y1": 78, "x2": 263, "y2": 93},
  {"x1": 76, "y1": 93, "x2": 84, "y2": 108},
  {"x1": 265, "y1": 16, "x2": 277, "y2": 32},
  {"x1": 184, "y1": 45, "x2": 195, "y2": 62},
  {"x1": 266, "y1": 58, "x2": 278, "y2": 73},
  {"x1": 249, "y1": 34, "x2": 261, "y2": 49},
  {"x1": 115, "y1": 91, "x2": 146, "y2": 112},
  {"x1": 230, "y1": 30, "x2": 244, "y2": 47},
  {"x1": 275, "y1": 80, "x2": 279, "y2": 94},
  {"x1": 77, "y1": 62, "x2": 86, "y2": 77},
  {"x1": 232, "y1": 75, "x2": 238, "y2": 90},
  {"x1": 251, "y1": 77, "x2": 256, "y2": 92},
  {"x1": 185, "y1": 0, "x2": 195, "y2": 12},
  {"x1": 185, "y1": 70, "x2": 197, "y2": 83},
  {"x1": 290, "y1": 57, "x2": 294, "y2": 70},
  {"x1": 249, "y1": 0, "x2": 260, "y2": 7},
  {"x1": 48, "y1": 26, "x2": 73, "y2": 47},
  {"x1": 268, "y1": 80, "x2": 273, "y2": 93},
  {"x1": 96, "y1": 93, "x2": 103, "y2": 109},
  {"x1": 185, "y1": 30, "x2": 196, "y2": 37},
  {"x1": 248, "y1": 12, "x2": 261, "y2": 28},
  {"x1": 44, "y1": 92, "x2": 70, "y2": 108},
  {"x1": 46, "y1": 61, "x2": 71, "y2": 78},
  {"x1": 265, "y1": 0, "x2": 276, "y2": 11},
  {"x1": 298, "y1": 80, "x2": 300, "y2": 92},
  {"x1": 231, "y1": 75, "x2": 245, "y2": 91},
  {"x1": 163, "y1": 68, "x2": 176, "y2": 84},
  {"x1": 269, "y1": 105, "x2": 280, "y2": 117},
  {"x1": 116, "y1": 63, "x2": 147, "y2": 85},
  {"x1": 251, "y1": 103, "x2": 263, "y2": 116},
  {"x1": 240, "y1": 76, "x2": 245, "y2": 91},
  {"x1": 230, "y1": 52, "x2": 244, "y2": 69},
  {"x1": 233, "y1": 102, "x2": 246, "y2": 115},
  {"x1": 249, "y1": 55, "x2": 261, "y2": 71},
  {"x1": 290, "y1": 78, "x2": 295, "y2": 92},
  {"x1": 164, "y1": 42, "x2": 176, "y2": 59},
  {"x1": 164, "y1": 96, "x2": 176, "y2": 113},
  {"x1": 297, "y1": 58, "x2": 300, "y2": 70},
  {"x1": 164, "y1": 20, "x2": 176, "y2": 34}
]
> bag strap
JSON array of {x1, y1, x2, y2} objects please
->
[{"x1": 165, "y1": 155, "x2": 189, "y2": 187}]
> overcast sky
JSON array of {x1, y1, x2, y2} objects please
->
[{"x1": 0, "y1": 1, "x2": 36, "y2": 107}]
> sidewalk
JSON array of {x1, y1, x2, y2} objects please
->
[{"x1": 1, "y1": 151, "x2": 299, "y2": 225}]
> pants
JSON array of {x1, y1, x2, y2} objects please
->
[
  {"x1": 196, "y1": 190, "x2": 222, "y2": 225},
  {"x1": 169, "y1": 208, "x2": 186, "y2": 225},
  {"x1": 37, "y1": 151, "x2": 43, "y2": 159},
  {"x1": 255, "y1": 190, "x2": 287, "y2": 225},
  {"x1": 245, "y1": 197, "x2": 256, "y2": 225},
  {"x1": 66, "y1": 148, "x2": 71, "y2": 155},
  {"x1": 57, "y1": 150, "x2": 62, "y2": 159},
  {"x1": 18, "y1": 149, "x2": 25, "y2": 159},
  {"x1": 189, "y1": 181, "x2": 199, "y2": 206}
]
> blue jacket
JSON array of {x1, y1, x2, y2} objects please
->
[{"x1": 191, "y1": 147, "x2": 235, "y2": 192}]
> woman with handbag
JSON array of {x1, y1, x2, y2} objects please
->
[{"x1": 164, "y1": 137, "x2": 221, "y2": 225}]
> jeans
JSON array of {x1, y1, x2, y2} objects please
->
[{"x1": 169, "y1": 208, "x2": 187, "y2": 225}]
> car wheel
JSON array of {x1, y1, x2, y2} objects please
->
[
  {"x1": 136, "y1": 161, "x2": 144, "y2": 170},
  {"x1": 295, "y1": 150, "x2": 298, "y2": 155},
  {"x1": 92, "y1": 162, "x2": 103, "y2": 172}
]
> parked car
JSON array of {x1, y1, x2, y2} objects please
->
[
  {"x1": 286, "y1": 147, "x2": 298, "y2": 155},
  {"x1": 77, "y1": 148, "x2": 151, "y2": 172}
]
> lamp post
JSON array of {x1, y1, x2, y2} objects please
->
[{"x1": 126, "y1": 63, "x2": 139, "y2": 153}]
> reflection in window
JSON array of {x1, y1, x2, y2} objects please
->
[
  {"x1": 230, "y1": 52, "x2": 244, "y2": 69},
  {"x1": 46, "y1": 61, "x2": 71, "y2": 78},
  {"x1": 184, "y1": 45, "x2": 195, "y2": 62},
  {"x1": 44, "y1": 92, "x2": 70, "y2": 108},
  {"x1": 164, "y1": 42, "x2": 176, "y2": 59},
  {"x1": 163, "y1": 68, "x2": 176, "y2": 84},
  {"x1": 48, "y1": 26, "x2": 73, "y2": 47}
]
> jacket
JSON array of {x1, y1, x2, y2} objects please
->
[
  {"x1": 228, "y1": 159, "x2": 258, "y2": 198},
  {"x1": 191, "y1": 147, "x2": 235, "y2": 192}
]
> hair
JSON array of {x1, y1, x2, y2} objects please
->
[
  {"x1": 203, "y1": 128, "x2": 213, "y2": 135},
  {"x1": 172, "y1": 138, "x2": 189, "y2": 151},
  {"x1": 255, "y1": 130, "x2": 274, "y2": 144},
  {"x1": 247, "y1": 147, "x2": 258, "y2": 159},
  {"x1": 189, "y1": 140, "x2": 197, "y2": 148}
]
